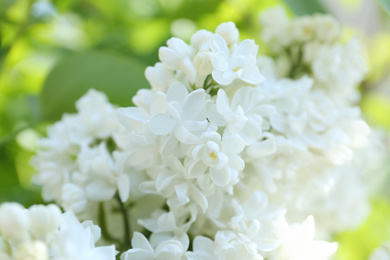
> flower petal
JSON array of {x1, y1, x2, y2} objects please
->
[
  {"x1": 149, "y1": 114, "x2": 177, "y2": 135},
  {"x1": 210, "y1": 34, "x2": 229, "y2": 56},
  {"x1": 210, "y1": 167, "x2": 231, "y2": 187},
  {"x1": 167, "y1": 82, "x2": 189, "y2": 103}
]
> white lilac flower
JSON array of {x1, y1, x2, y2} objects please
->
[
  {"x1": 0, "y1": 202, "x2": 116, "y2": 260},
  {"x1": 210, "y1": 34, "x2": 264, "y2": 85},
  {"x1": 61, "y1": 183, "x2": 88, "y2": 214},
  {"x1": 121, "y1": 232, "x2": 188, "y2": 260},
  {"x1": 260, "y1": 7, "x2": 366, "y2": 105},
  {"x1": 30, "y1": 16, "x2": 378, "y2": 260},
  {"x1": 269, "y1": 216, "x2": 338, "y2": 260},
  {"x1": 76, "y1": 142, "x2": 130, "y2": 202},
  {"x1": 32, "y1": 89, "x2": 131, "y2": 215},
  {"x1": 187, "y1": 231, "x2": 263, "y2": 260},
  {"x1": 215, "y1": 22, "x2": 239, "y2": 46},
  {"x1": 159, "y1": 38, "x2": 196, "y2": 83},
  {"x1": 0, "y1": 203, "x2": 30, "y2": 242},
  {"x1": 118, "y1": 82, "x2": 211, "y2": 146},
  {"x1": 139, "y1": 157, "x2": 209, "y2": 213},
  {"x1": 186, "y1": 130, "x2": 245, "y2": 187},
  {"x1": 260, "y1": 7, "x2": 291, "y2": 49},
  {"x1": 145, "y1": 62, "x2": 176, "y2": 93},
  {"x1": 148, "y1": 82, "x2": 210, "y2": 145},
  {"x1": 209, "y1": 87, "x2": 275, "y2": 145},
  {"x1": 311, "y1": 38, "x2": 367, "y2": 103},
  {"x1": 75, "y1": 89, "x2": 122, "y2": 139},
  {"x1": 31, "y1": 115, "x2": 80, "y2": 202}
]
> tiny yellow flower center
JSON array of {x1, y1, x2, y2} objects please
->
[
  {"x1": 233, "y1": 66, "x2": 242, "y2": 72},
  {"x1": 210, "y1": 152, "x2": 218, "y2": 159}
]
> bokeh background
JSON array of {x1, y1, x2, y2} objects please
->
[{"x1": 1, "y1": 0, "x2": 390, "y2": 259}]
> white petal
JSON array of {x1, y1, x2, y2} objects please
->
[
  {"x1": 167, "y1": 37, "x2": 189, "y2": 57},
  {"x1": 174, "y1": 124, "x2": 200, "y2": 144},
  {"x1": 210, "y1": 167, "x2": 230, "y2": 187},
  {"x1": 132, "y1": 232, "x2": 154, "y2": 252},
  {"x1": 156, "y1": 173, "x2": 176, "y2": 191},
  {"x1": 270, "y1": 113, "x2": 286, "y2": 133},
  {"x1": 246, "y1": 138, "x2": 276, "y2": 158},
  {"x1": 187, "y1": 160, "x2": 207, "y2": 178},
  {"x1": 221, "y1": 135, "x2": 245, "y2": 154},
  {"x1": 229, "y1": 155, "x2": 245, "y2": 171},
  {"x1": 212, "y1": 52, "x2": 229, "y2": 71},
  {"x1": 212, "y1": 70, "x2": 232, "y2": 85},
  {"x1": 222, "y1": 70, "x2": 236, "y2": 82},
  {"x1": 182, "y1": 120, "x2": 208, "y2": 132},
  {"x1": 149, "y1": 114, "x2": 176, "y2": 135},
  {"x1": 216, "y1": 89, "x2": 231, "y2": 115},
  {"x1": 190, "y1": 185, "x2": 208, "y2": 213},
  {"x1": 122, "y1": 249, "x2": 155, "y2": 260},
  {"x1": 216, "y1": 22, "x2": 239, "y2": 44},
  {"x1": 244, "y1": 191, "x2": 268, "y2": 217},
  {"x1": 182, "y1": 89, "x2": 206, "y2": 118},
  {"x1": 207, "y1": 104, "x2": 226, "y2": 127},
  {"x1": 159, "y1": 47, "x2": 181, "y2": 69},
  {"x1": 116, "y1": 107, "x2": 149, "y2": 132},
  {"x1": 231, "y1": 87, "x2": 254, "y2": 111},
  {"x1": 167, "y1": 82, "x2": 188, "y2": 103},
  {"x1": 192, "y1": 236, "x2": 214, "y2": 252},
  {"x1": 85, "y1": 180, "x2": 116, "y2": 201},
  {"x1": 236, "y1": 39, "x2": 258, "y2": 57},
  {"x1": 116, "y1": 174, "x2": 130, "y2": 202},
  {"x1": 288, "y1": 113, "x2": 307, "y2": 133},
  {"x1": 150, "y1": 92, "x2": 167, "y2": 116},
  {"x1": 240, "y1": 70, "x2": 264, "y2": 85},
  {"x1": 181, "y1": 58, "x2": 197, "y2": 83},
  {"x1": 230, "y1": 55, "x2": 246, "y2": 69},
  {"x1": 126, "y1": 148, "x2": 155, "y2": 169},
  {"x1": 175, "y1": 184, "x2": 190, "y2": 205},
  {"x1": 210, "y1": 34, "x2": 229, "y2": 55},
  {"x1": 156, "y1": 241, "x2": 184, "y2": 260},
  {"x1": 84, "y1": 245, "x2": 117, "y2": 260}
]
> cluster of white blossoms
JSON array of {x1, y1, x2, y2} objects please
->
[
  {"x1": 24, "y1": 7, "x2": 379, "y2": 260},
  {"x1": 0, "y1": 202, "x2": 116, "y2": 260},
  {"x1": 260, "y1": 7, "x2": 367, "y2": 104},
  {"x1": 31, "y1": 89, "x2": 134, "y2": 217}
]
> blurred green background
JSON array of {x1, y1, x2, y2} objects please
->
[{"x1": 1, "y1": 0, "x2": 390, "y2": 259}]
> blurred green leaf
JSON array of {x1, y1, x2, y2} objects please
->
[
  {"x1": 361, "y1": 92, "x2": 390, "y2": 130},
  {"x1": 40, "y1": 51, "x2": 149, "y2": 121},
  {"x1": 282, "y1": 0, "x2": 327, "y2": 15},
  {"x1": 0, "y1": 143, "x2": 42, "y2": 207},
  {"x1": 168, "y1": 0, "x2": 223, "y2": 20},
  {"x1": 335, "y1": 198, "x2": 390, "y2": 260},
  {"x1": 0, "y1": 0, "x2": 17, "y2": 17},
  {"x1": 378, "y1": 0, "x2": 390, "y2": 16}
]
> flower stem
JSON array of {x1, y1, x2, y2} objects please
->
[
  {"x1": 116, "y1": 194, "x2": 131, "y2": 249},
  {"x1": 98, "y1": 202, "x2": 122, "y2": 246}
]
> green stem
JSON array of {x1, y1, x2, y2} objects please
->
[
  {"x1": 98, "y1": 202, "x2": 122, "y2": 246},
  {"x1": 116, "y1": 194, "x2": 131, "y2": 249}
]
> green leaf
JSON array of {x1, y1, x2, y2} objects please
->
[
  {"x1": 378, "y1": 0, "x2": 390, "y2": 15},
  {"x1": 0, "y1": 0, "x2": 17, "y2": 17},
  {"x1": 361, "y1": 92, "x2": 390, "y2": 130},
  {"x1": 335, "y1": 198, "x2": 390, "y2": 260},
  {"x1": 282, "y1": 0, "x2": 327, "y2": 15},
  {"x1": 39, "y1": 51, "x2": 150, "y2": 121},
  {"x1": 168, "y1": 0, "x2": 223, "y2": 20}
]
